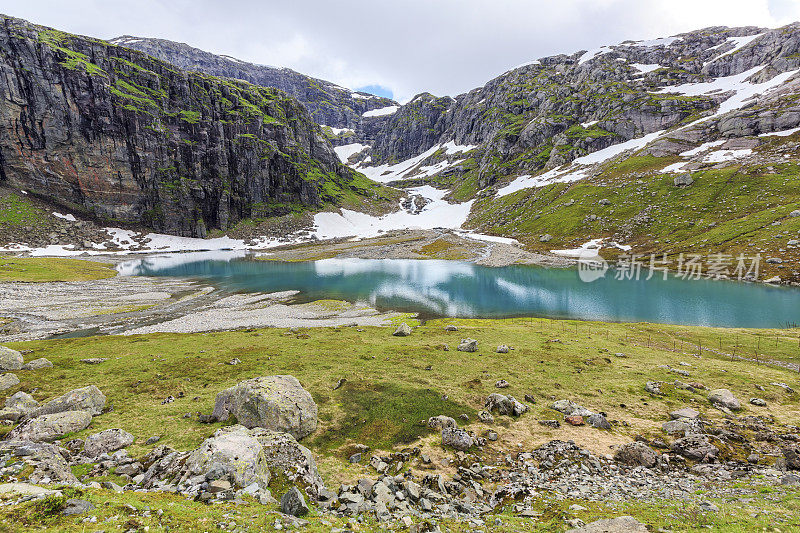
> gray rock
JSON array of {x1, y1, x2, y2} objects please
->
[
  {"x1": 281, "y1": 486, "x2": 309, "y2": 517},
  {"x1": 83, "y1": 429, "x2": 135, "y2": 458},
  {"x1": 614, "y1": 442, "x2": 657, "y2": 468},
  {"x1": 781, "y1": 474, "x2": 800, "y2": 485},
  {"x1": 644, "y1": 381, "x2": 664, "y2": 395},
  {"x1": 566, "y1": 516, "x2": 648, "y2": 532},
  {"x1": 783, "y1": 444, "x2": 800, "y2": 470},
  {"x1": 0, "y1": 440, "x2": 78, "y2": 484},
  {"x1": 33, "y1": 385, "x2": 106, "y2": 417},
  {"x1": 485, "y1": 393, "x2": 528, "y2": 416},
  {"x1": 477, "y1": 410, "x2": 494, "y2": 423},
  {"x1": 0, "y1": 373, "x2": 20, "y2": 391},
  {"x1": 427, "y1": 415, "x2": 457, "y2": 430},
  {"x1": 671, "y1": 435, "x2": 719, "y2": 462},
  {"x1": 708, "y1": 389, "x2": 741, "y2": 411},
  {"x1": 587, "y1": 413, "x2": 611, "y2": 430},
  {"x1": 441, "y1": 426, "x2": 472, "y2": 451},
  {"x1": 212, "y1": 375, "x2": 318, "y2": 440},
  {"x1": 495, "y1": 379, "x2": 510, "y2": 388},
  {"x1": 4, "y1": 391, "x2": 36, "y2": 414},
  {"x1": 62, "y1": 499, "x2": 95, "y2": 516},
  {"x1": 791, "y1": 210, "x2": 800, "y2": 218},
  {"x1": 7, "y1": 411, "x2": 92, "y2": 442},
  {"x1": 673, "y1": 173, "x2": 694, "y2": 187},
  {"x1": 183, "y1": 425, "x2": 273, "y2": 489},
  {"x1": 22, "y1": 358, "x2": 53, "y2": 370},
  {"x1": 496, "y1": 345, "x2": 510, "y2": 353},
  {"x1": 457, "y1": 338, "x2": 478, "y2": 352},
  {"x1": 539, "y1": 234, "x2": 553, "y2": 242},
  {"x1": 550, "y1": 399, "x2": 594, "y2": 417},
  {"x1": 670, "y1": 407, "x2": 699, "y2": 420},
  {"x1": 0, "y1": 346, "x2": 23, "y2": 371},
  {"x1": 0, "y1": 482, "x2": 61, "y2": 497},
  {"x1": 80, "y1": 358, "x2": 108, "y2": 364},
  {"x1": 749, "y1": 398, "x2": 767, "y2": 406},
  {"x1": 444, "y1": 325, "x2": 458, "y2": 331},
  {"x1": 392, "y1": 323, "x2": 412, "y2": 337}
]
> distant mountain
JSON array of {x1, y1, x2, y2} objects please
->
[
  {"x1": 108, "y1": 35, "x2": 399, "y2": 139},
  {"x1": 0, "y1": 15, "x2": 386, "y2": 237}
]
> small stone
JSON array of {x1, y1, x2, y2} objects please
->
[
  {"x1": 496, "y1": 345, "x2": 510, "y2": 354},
  {"x1": 444, "y1": 325, "x2": 458, "y2": 331},
  {"x1": 280, "y1": 487, "x2": 308, "y2": 517},
  {"x1": 538, "y1": 419, "x2": 560, "y2": 429},
  {"x1": 348, "y1": 453, "x2": 362, "y2": 464},
  {"x1": 80, "y1": 358, "x2": 108, "y2": 364},
  {"x1": 565, "y1": 415, "x2": 584, "y2": 426},
  {"x1": 457, "y1": 339, "x2": 478, "y2": 352},
  {"x1": 749, "y1": 398, "x2": 766, "y2": 407},
  {"x1": 62, "y1": 499, "x2": 95, "y2": 516},
  {"x1": 393, "y1": 323, "x2": 412, "y2": 337},
  {"x1": 495, "y1": 379, "x2": 510, "y2": 389}
]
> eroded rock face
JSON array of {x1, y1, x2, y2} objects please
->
[
  {"x1": 0, "y1": 16, "x2": 358, "y2": 237},
  {"x1": 183, "y1": 425, "x2": 273, "y2": 490},
  {"x1": 7, "y1": 411, "x2": 92, "y2": 442},
  {"x1": 83, "y1": 429, "x2": 135, "y2": 458},
  {"x1": 0, "y1": 440, "x2": 78, "y2": 484},
  {"x1": 212, "y1": 376, "x2": 318, "y2": 440},
  {"x1": 0, "y1": 347, "x2": 23, "y2": 371},
  {"x1": 33, "y1": 386, "x2": 106, "y2": 417},
  {"x1": 671, "y1": 435, "x2": 719, "y2": 462}
]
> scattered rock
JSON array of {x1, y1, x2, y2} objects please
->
[
  {"x1": 551, "y1": 399, "x2": 594, "y2": 417},
  {"x1": 0, "y1": 482, "x2": 61, "y2": 497},
  {"x1": 538, "y1": 420, "x2": 560, "y2": 429},
  {"x1": 83, "y1": 429, "x2": 135, "y2": 458},
  {"x1": 539, "y1": 234, "x2": 553, "y2": 242},
  {"x1": 0, "y1": 373, "x2": 20, "y2": 392},
  {"x1": 0, "y1": 346, "x2": 23, "y2": 371},
  {"x1": 477, "y1": 410, "x2": 494, "y2": 424},
  {"x1": 783, "y1": 444, "x2": 800, "y2": 470},
  {"x1": 587, "y1": 413, "x2": 611, "y2": 430},
  {"x1": 281, "y1": 486, "x2": 309, "y2": 517},
  {"x1": 22, "y1": 358, "x2": 53, "y2": 370},
  {"x1": 444, "y1": 325, "x2": 458, "y2": 331},
  {"x1": 33, "y1": 385, "x2": 106, "y2": 417},
  {"x1": 708, "y1": 389, "x2": 741, "y2": 411},
  {"x1": 791, "y1": 210, "x2": 800, "y2": 217},
  {"x1": 566, "y1": 516, "x2": 648, "y2": 532},
  {"x1": 644, "y1": 381, "x2": 664, "y2": 395},
  {"x1": 496, "y1": 345, "x2": 510, "y2": 354},
  {"x1": 749, "y1": 398, "x2": 767, "y2": 407},
  {"x1": 62, "y1": 499, "x2": 95, "y2": 516},
  {"x1": 485, "y1": 393, "x2": 528, "y2": 416},
  {"x1": 80, "y1": 358, "x2": 108, "y2": 364},
  {"x1": 670, "y1": 408, "x2": 699, "y2": 420},
  {"x1": 427, "y1": 415, "x2": 457, "y2": 430},
  {"x1": 393, "y1": 323, "x2": 412, "y2": 337},
  {"x1": 673, "y1": 173, "x2": 694, "y2": 187},
  {"x1": 441, "y1": 427, "x2": 472, "y2": 451},
  {"x1": 457, "y1": 339, "x2": 478, "y2": 352},
  {"x1": 671, "y1": 435, "x2": 719, "y2": 462},
  {"x1": 495, "y1": 379, "x2": 510, "y2": 389},
  {"x1": 0, "y1": 440, "x2": 78, "y2": 483},
  {"x1": 145, "y1": 435, "x2": 161, "y2": 445},
  {"x1": 614, "y1": 442, "x2": 657, "y2": 468},
  {"x1": 7, "y1": 411, "x2": 92, "y2": 442},
  {"x1": 212, "y1": 375, "x2": 318, "y2": 440}
]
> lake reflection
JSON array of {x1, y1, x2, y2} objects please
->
[{"x1": 117, "y1": 252, "x2": 800, "y2": 328}]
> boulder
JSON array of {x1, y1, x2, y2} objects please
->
[
  {"x1": 485, "y1": 393, "x2": 528, "y2": 416},
  {"x1": 212, "y1": 376, "x2": 317, "y2": 440},
  {"x1": 183, "y1": 425, "x2": 273, "y2": 489},
  {"x1": 565, "y1": 415, "x2": 585, "y2": 426},
  {"x1": 673, "y1": 173, "x2": 694, "y2": 187},
  {"x1": 0, "y1": 346, "x2": 23, "y2": 371},
  {"x1": 441, "y1": 426, "x2": 472, "y2": 451},
  {"x1": 281, "y1": 486, "x2": 309, "y2": 517},
  {"x1": 669, "y1": 408, "x2": 699, "y2": 420},
  {"x1": 708, "y1": 389, "x2": 741, "y2": 411},
  {"x1": 7, "y1": 411, "x2": 92, "y2": 442},
  {"x1": 457, "y1": 339, "x2": 478, "y2": 352},
  {"x1": 427, "y1": 415, "x2": 457, "y2": 430},
  {"x1": 392, "y1": 323, "x2": 412, "y2": 337},
  {"x1": 550, "y1": 399, "x2": 594, "y2": 417},
  {"x1": 539, "y1": 234, "x2": 553, "y2": 242},
  {"x1": 495, "y1": 379, "x2": 510, "y2": 388},
  {"x1": 0, "y1": 373, "x2": 20, "y2": 392},
  {"x1": 62, "y1": 499, "x2": 95, "y2": 516},
  {"x1": 644, "y1": 381, "x2": 664, "y2": 395},
  {"x1": 791, "y1": 210, "x2": 800, "y2": 218},
  {"x1": 444, "y1": 325, "x2": 458, "y2": 331},
  {"x1": 33, "y1": 385, "x2": 106, "y2": 417},
  {"x1": 749, "y1": 398, "x2": 767, "y2": 407},
  {"x1": 83, "y1": 429, "x2": 135, "y2": 458},
  {"x1": 0, "y1": 392, "x2": 38, "y2": 423},
  {"x1": 662, "y1": 419, "x2": 701, "y2": 436},
  {"x1": 783, "y1": 444, "x2": 800, "y2": 470},
  {"x1": 496, "y1": 345, "x2": 510, "y2": 354},
  {"x1": 671, "y1": 435, "x2": 719, "y2": 462},
  {"x1": 566, "y1": 515, "x2": 648, "y2": 532},
  {"x1": 250, "y1": 428, "x2": 324, "y2": 498},
  {"x1": 587, "y1": 413, "x2": 611, "y2": 429},
  {"x1": 22, "y1": 358, "x2": 53, "y2": 370},
  {"x1": 0, "y1": 440, "x2": 78, "y2": 484},
  {"x1": 614, "y1": 442, "x2": 657, "y2": 468}
]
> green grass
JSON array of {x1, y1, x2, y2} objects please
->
[
  {"x1": 0, "y1": 193, "x2": 50, "y2": 227},
  {"x1": 0, "y1": 257, "x2": 117, "y2": 282}
]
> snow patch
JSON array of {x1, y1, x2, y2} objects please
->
[
  {"x1": 631, "y1": 63, "x2": 663, "y2": 74},
  {"x1": 442, "y1": 140, "x2": 477, "y2": 155},
  {"x1": 52, "y1": 212, "x2": 77, "y2": 222},
  {"x1": 334, "y1": 143, "x2": 369, "y2": 163},
  {"x1": 573, "y1": 130, "x2": 665, "y2": 165},
  {"x1": 496, "y1": 167, "x2": 588, "y2": 197},
  {"x1": 581, "y1": 120, "x2": 599, "y2": 128},
  {"x1": 702, "y1": 148, "x2": 752, "y2": 163},
  {"x1": 363, "y1": 106, "x2": 399, "y2": 118},
  {"x1": 708, "y1": 33, "x2": 765, "y2": 63},
  {"x1": 631, "y1": 36, "x2": 680, "y2": 48},
  {"x1": 680, "y1": 140, "x2": 725, "y2": 157},
  {"x1": 759, "y1": 127, "x2": 800, "y2": 137},
  {"x1": 578, "y1": 46, "x2": 613, "y2": 65}
]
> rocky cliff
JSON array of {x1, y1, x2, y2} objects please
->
[
  {"x1": 108, "y1": 36, "x2": 398, "y2": 139},
  {"x1": 0, "y1": 16, "x2": 379, "y2": 237}
]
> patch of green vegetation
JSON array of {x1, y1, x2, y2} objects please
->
[
  {"x1": 0, "y1": 193, "x2": 49, "y2": 227},
  {"x1": 0, "y1": 258, "x2": 117, "y2": 282}
]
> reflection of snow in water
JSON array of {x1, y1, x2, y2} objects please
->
[{"x1": 116, "y1": 250, "x2": 248, "y2": 276}]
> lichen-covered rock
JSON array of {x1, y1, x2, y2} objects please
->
[
  {"x1": 33, "y1": 385, "x2": 106, "y2": 417},
  {"x1": 485, "y1": 393, "x2": 528, "y2": 416},
  {"x1": 0, "y1": 373, "x2": 19, "y2": 392},
  {"x1": 708, "y1": 389, "x2": 741, "y2": 411},
  {"x1": 0, "y1": 347, "x2": 23, "y2": 371},
  {"x1": 7, "y1": 411, "x2": 92, "y2": 442},
  {"x1": 614, "y1": 442, "x2": 657, "y2": 468},
  {"x1": 22, "y1": 358, "x2": 53, "y2": 370},
  {"x1": 392, "y1": 323, "x2": 412, "y2": 336},
  {"x1": 212, "y1": 376, "x2": 317, "y2": 440},
  {"x1": 427, "y1": 415, "x2": 457, "y2": 430},
  {"x1": 671, "y1": 434, "x2": 719, "y2": 462},
  {"x1": 550, "y1": 399, "x2": 594, "y2": 417},
  {"x1": 0, "y1": 440, "x2": 78, "y2": 484},
  {"x1": 0, "y1": 391, "x2": 39, "y2": 422},
  {"x1": 457, "y1": 339, "x2": 478, "y2": 352},
  {"x1": 83, "y1": 429, "x2": 135, "y2": 458},
  {"x1": 441, "y1": 426, "x2": 473, "y2": 451}
]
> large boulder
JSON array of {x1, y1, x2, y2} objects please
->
[
  {"x1": 441, "y1": 426, "x2": 472, "y2": 451},
  {"x1": 0, "y1": 346, "x2": 23, "y2": 371},
  {"x1": 669, "y1": 408, "x2": 699, "y2": 420},
  {"x1": 427, "y1": 415, "x2": 457, "y2": 430},
  {"x1": 392, "y1": 323, "x2": 412, "y2": 337},
  {"x1": 254, "y1": 429, "x2": 324, "y2": 498},
  {"x1": 182, "y1": 425, "x2": 273, "y2": 490},
  {"x1": 782, "y1": 444, "x2": 800, "y2": 470},
  {"x1": 708, "y1": 389, "x2": 741, "y2": 411},
  {"x1": 83, "y1": 429, "x2": 135, "y2": 458},
  {"x1": 550, "y1": 399, "x2": 594, "y2": 417},
  {"x1": 0, "y1": 373, "x2": 19, "y2": 392},
  {"x1": 22, "y1": 358, "x2": 53, "y2": 370},
  {"x1": 485, "y1": 393, "x2": 528, "y2": 416},
  {"x1": 671, "y1": 435, "x2": 719, "y2": 462},
  {"x1": 281, "y1": 486, "x2": 309, "y2": 517},
  {"x1": 457, "y1": 339, "x2": 478, "y2": 352},
  {"x1": 7, "y1": 411, "x2": 92, "y2": 442},
  {"x1": 614, "y1": 442, "x2": 657, "y2": 468},
  {"x1": 212, "y1": 376, "x2": 317, "y2": 440},
  {"x1": 33, "y1": 385, "x2": 106, "y2": 417},
  {"x1": 0, "y1": 440, "x2": 78, "y2": 484},
  {"x1": 0, "y1": 392, "x2": 39, "y2": 422},
  {"x1": 567, "y1": 515, "x2": 648, "y2": 532}
]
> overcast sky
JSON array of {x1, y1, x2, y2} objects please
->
[{"x1": 4, "y1": 1, "x2": 800, "y2": 102}]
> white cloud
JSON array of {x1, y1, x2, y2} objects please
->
[{"x1": 2, "y1": 0, "x2": 799, "y2": 102}]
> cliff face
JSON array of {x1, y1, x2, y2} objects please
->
[
  {"x1": 0, "y1": 16, "x2": 368, "y2": 237},
  {"x1": 109, "y1": 36, "x2": 398, "y2": 135}
]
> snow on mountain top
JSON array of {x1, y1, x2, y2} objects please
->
[{"x1": 363, "y1": 106, "x2": 399, "y2": 118}]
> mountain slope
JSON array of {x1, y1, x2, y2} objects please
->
[
  {"x1": 0, "y1": 15, "x2": 388, "y2": 237},
  {"x1": 108, "y1": 35, "x2": 399, "y2": 141}
]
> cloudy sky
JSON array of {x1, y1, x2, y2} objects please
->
[{"x1": 4, "y1": 1, "x2": 800, "y2": 102}]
